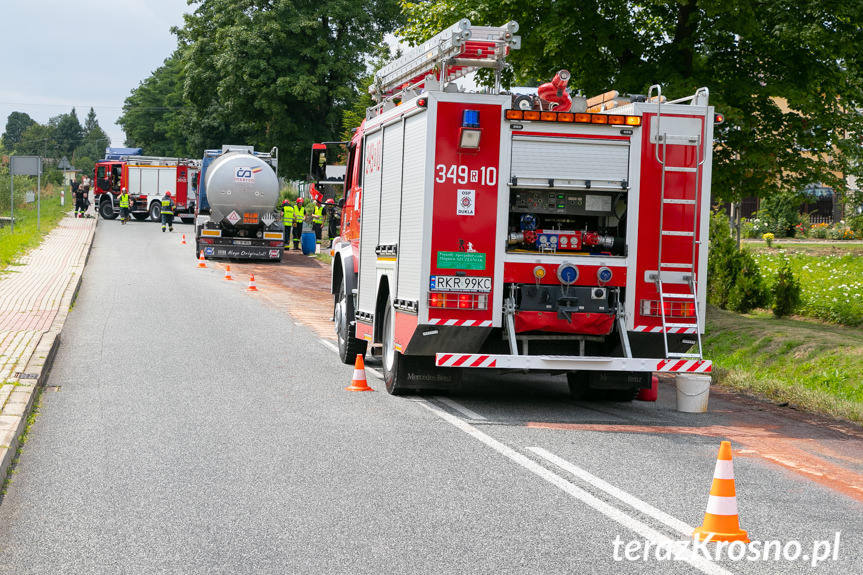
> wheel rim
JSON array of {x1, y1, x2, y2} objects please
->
[
  {"x1": 335, "y1": 284, "x2": 347, "y2": 347},
  {"x1": 383, "y1": 304, "x2": 395, "y2": 374}
]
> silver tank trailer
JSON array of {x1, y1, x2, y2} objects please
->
[{"x1": 205, "y1": 151, "x2": 279, "y2": 226}]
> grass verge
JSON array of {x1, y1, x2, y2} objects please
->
[
  {"x1": 0, "y1": 187, "x2": 69, "y2": 270},
  {"x1": 704, "y1": 304, "x2": 863, "y2": 424}
]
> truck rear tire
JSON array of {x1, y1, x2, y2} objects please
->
[
  {"x1": 567, "y1": 372, "x2": 597, "y2": 401},
  {"x1": 99, "y1": 201, "x2": 117, "y2": 220},
  {"x1": 381, "y1": 301, "x2": 410, "y2": 395},
  {"x1": 335, "y1": 276, "x2": 367, "y2": 365},
  {"x1": 132, "y1": 213, "x2": 148, "y2": 221},
  {"x1": 149, "y1": 202, "x2": 161, "y2": 222}
]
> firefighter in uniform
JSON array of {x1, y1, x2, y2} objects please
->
[
  {"x1": 119, "y1": 187, "x2": 131, "y2": 224},
  {"x1": 161, "y1": 191, "x2": 174, "y2": 232},
  {"x1": 325, "y1": 198, "x2": 341, "y2": 239},
  {"x1": 282, "y1": 199, "x2": 294, "y2": 248},
  {"x1": 292, "y1": 197, "x2": 305, "y2": 250},
  {"x1": 312, "y1": 200, "x2": 324, "y2": 243}
]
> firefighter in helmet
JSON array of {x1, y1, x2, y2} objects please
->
[
  {"x1": 292, "y1": 197, "x2": 306, "y2": 250},
  {"x1": 119, "y1": 187, "x2": 131, "y2": 224},
  {"x1": 161, "y1": 191, "x2": 174, "y2": 232},
  {"x1": 282, "y1": 198, "x2": 294, "y2": 248},
  {"x1": 325, "y1": 198, "x2": 339, "y2": 239},
  {"x1": 312, "y1": 199, "x2": 324, "y2": 244}
]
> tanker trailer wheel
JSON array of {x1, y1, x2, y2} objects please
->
[
  {"x1": 149, "y1": 202, "x2": 161, "y2": 222},
  {"x1": 99, "y1": 200, "x2": 117, "y2": 220},
  {"x1": 381, "y1": 299, "x2": 411, "y2": 395},
  {"x1": 335, "y1": 276, "x2": 367, "y2": 365}
]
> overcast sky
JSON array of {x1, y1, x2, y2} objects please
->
[{"x1": 0, "y1": 0, "x2": 191, "y2": 155}]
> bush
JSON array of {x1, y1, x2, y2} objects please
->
[
  {"x1": 771, "y1": 258, "x2": 801, "y2": 318},
  {"x1": 757, "y1": 190, "x2": 802, "y2": 237},
  {"x1": 708, "y1": 211, "x2": 770, "y2": 313}
]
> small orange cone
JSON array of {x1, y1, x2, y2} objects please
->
[
  {"x1": 246, "y1": 274, "x2": 259, "y2": 292},
  {"x1": 345, "y1": 355, "x2": 373, "y2": 392},
  {"x1": 181, "y1": 234, "x2": 187, "y2": 245},
  {"x1": 197, "y1": 250, "x2": 207, "y2": 268},
  {"x1": 224, "y1": 265, "x2": 233, "y2": 281},
  {"x1": 693, "y1": 441, "x2": 749, "y2": 542}
]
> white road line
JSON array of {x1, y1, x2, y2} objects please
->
[
  {"x1": 367, "y1": 367, "x2": 383, "y2": 379},
  {"x1": 528, "y1": 447, "x2": 694, "y2": 537},
  {"x1": 433, "y1": 396, "x2": 488, "y2": 420},
  {"x1": 415, "y1": 399, "x2": 733, "y2": 575},
  {"x1": 319, "y1": 339, "x2": 339, "y2": 354}
]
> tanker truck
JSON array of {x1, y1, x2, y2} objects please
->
[{"x1": 194, "y1": 145, "x2": 284, "y2": 261}]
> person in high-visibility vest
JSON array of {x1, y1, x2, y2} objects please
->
[
  {"x1": 161, "y1": 191, "x2": 174, "y2": 232},
  {"x1": 292, "y1": 197, "x2": 305, "y2": 250},
  {"x1": 119, "y1": 187, "x2": 131, "y2": 224},
  {"x1": 312, "y1": 201, "x2": 324, "y2": 243},
  {"x1": 282, "y1": 199, "x2": 294, "y2": 248}
]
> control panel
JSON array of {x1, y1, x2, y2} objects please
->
[{"x1": 511, "y1": 190, "x2": 616, "y2": 216}]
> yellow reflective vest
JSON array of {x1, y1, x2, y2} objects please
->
[{"x1": 283, "y1": 204, "x2": 293, "y2": 226}]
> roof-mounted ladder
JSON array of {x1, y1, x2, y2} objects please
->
[{"x1": 370, "y1": 20, "x2": 520, "y2": 105}]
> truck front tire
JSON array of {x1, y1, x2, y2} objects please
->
[
  {"x1": 149, "y1": 202, "x2": 161, "y2": 222},
  {"x1": 335, "y1": 276, "x2": 367, "y2": 365},
  {"x1": 99, "y1": 201, "x2": 117, "y2": 220}
]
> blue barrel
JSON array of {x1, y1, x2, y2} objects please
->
[{"x1": 301, "y1": 231, "x2": 316, "y2": 255}]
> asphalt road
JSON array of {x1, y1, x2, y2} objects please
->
[{"x1": 0, "y1": 219, "x2": 861, "y2": 574}]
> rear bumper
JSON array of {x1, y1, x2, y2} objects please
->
[
  {"x1": 435, "y1": 353, "x2": 711, "y2": 373},
  {"x1": 201, "y1": 245, "x2": 282, "y2": 260}
]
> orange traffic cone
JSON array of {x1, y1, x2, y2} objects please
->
[
  {"x1": 246, "y1": 274, "x2": 259, "y2": 292},
  {"x1": 693, "y1": 441, "x2": 749, "y2": 542},
  {"x1": 197, "y1": 250, "x2": 207, "y2": 268},
  {"x1": 224, "y1": 265, "x2": 233, "y2": 281},
  {"x1": 181, "y1": 234, "x2": 187, "y2": 245},
  {"x1": 345, "y1": 355, "x2": 373, "y2": 392}
]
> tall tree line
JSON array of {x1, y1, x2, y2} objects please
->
[
  {"x1": 119, "y1": 0, "x2": 403, "y2": 179},
  {"x1": 1, "y1": 107, "x2": 111, "y2": 183},
  {"x1": 399, "y1": 0, "x2": 863, "y2": 204}
]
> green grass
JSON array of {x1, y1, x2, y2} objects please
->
[
  {"x1": 0, "y1": 187, "x2": 69, "y2": 270},
  {"x1": 751, "y1": 245, "x2": 863, "y2": 326},
  {"x1": 705, "y1": 305, "x2": 863, "y2": 424}
]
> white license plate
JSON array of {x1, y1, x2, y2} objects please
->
[
  {"x1": 235, "y1": 240, "x2": 252, "y2": 246},
  {"x1": 430, "y1": 276, "x2": 492, "y2": 292}
]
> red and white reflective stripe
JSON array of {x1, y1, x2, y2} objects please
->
[
  {"x1": 437, "y1": 354, "x2": 497, "y2": 368},
  {"x1": 655, "y1": 359, "x2": 712, "y2": 373},
  {"x1": 705, "y1": 495, "x2": 738, "y2": 516},
  {"x1": 634, "y1": 325, "x2": 697, "y2": 334},
  {"x1": 428, "y1": 319, "x2": 493, "y2": 327}
]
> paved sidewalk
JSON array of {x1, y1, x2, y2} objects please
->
[{"x1": 0, "y1": 214, "x2": 96, "y2": 484}]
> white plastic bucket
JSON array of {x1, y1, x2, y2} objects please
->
[{"x1": 676, "y1": 374, "x2": 711, "y2": 413}]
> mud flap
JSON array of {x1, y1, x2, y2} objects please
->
[
  {"x1": 399, "y1": 354, "x2": 462, "y2": 391},
  {"x1": 588, "y1": 371, "x2": 651, "y2": 390}
]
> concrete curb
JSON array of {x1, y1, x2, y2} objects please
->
[{"x1": 0, "y1": 218, "x2": 96, "y2": 488}]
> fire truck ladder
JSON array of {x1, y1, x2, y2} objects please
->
[
  {"x1": 370, "y1": 20, "x2": 521, "y2": 106},
  {"x1": 648, "y1": 85, "x2": 709, "y2": 361}
]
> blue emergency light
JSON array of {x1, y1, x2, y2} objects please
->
[
  {"x1": 459, "y1": 110, "x2": 482, "y2": 150},
  {"x1": 462, "y1": 110, "x2": 480, "y2": 128}
]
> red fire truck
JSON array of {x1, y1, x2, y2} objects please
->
[
  {"x1": 324, "y1": 20, "x2": 718, "y2": 397},
  {"x1": 93, "y1": 155, "x2": 199, "y2": 222}
]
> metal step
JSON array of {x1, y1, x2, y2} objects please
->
[
  {"x1": 662, "y1": 198, "x2": 696, "y2": 205},
  {"x1": 661, "y1": 230, "x2": 695, "y2": 237},
  {"x1": 664, "y1": 166, "x2": 698, "y2": 173},
  {"x1": 664, "y1": 322, "x2": 699, "y2": 329},
  {"x1": 667, "y1": 352, "x2": 704, "y2": 359},
  {"x1": 659, "y1": 293, "x2": 696, "y2": 299},
  {"x1": 659, "y1": 263, "x2": 693, "y2": 269}
]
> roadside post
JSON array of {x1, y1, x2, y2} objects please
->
[{"x1": 10, "y1": 156, "x2": 43, "y2": 232}]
